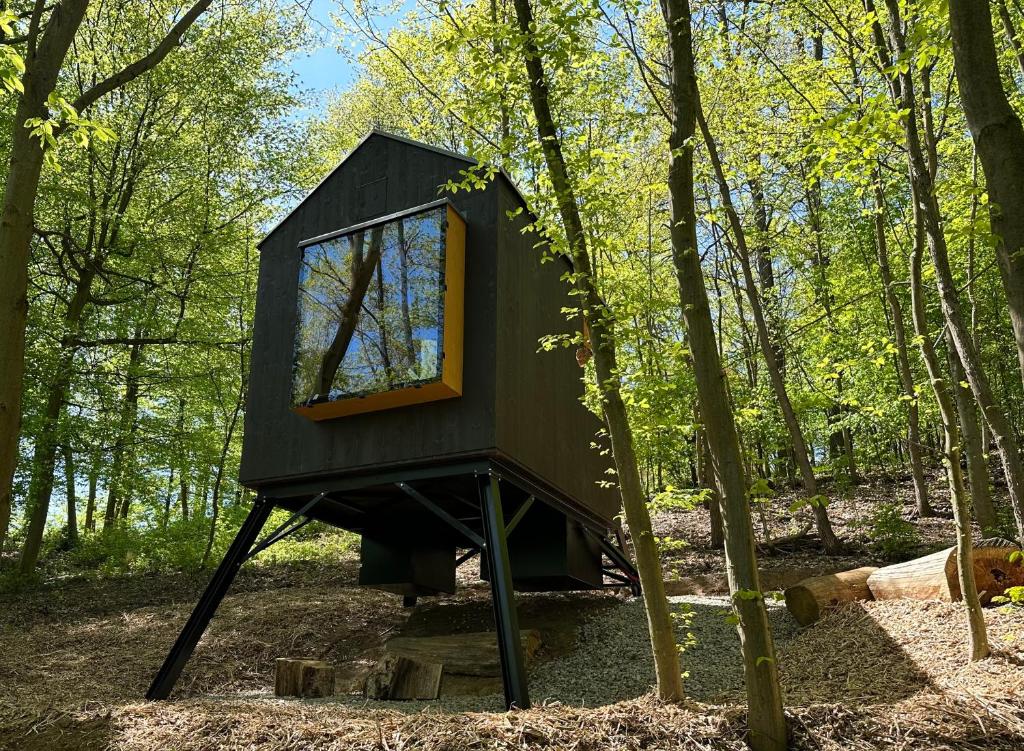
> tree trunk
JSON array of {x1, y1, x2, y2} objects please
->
[
  {"x1": 949, "y1": 347, "x2": 998, "y2": 535},
  {"x1": 511, "y1": 0, "x2": 683, "y2": 702},
  {"x1": 872, "y1": 179, "x2": 931, "y2": 517},
  {"x1": 18, "y1": 254, "x2": 97, "y2": 571},
  {"x1": 162, "y1": 467, "x2": 175, "y2": 528},
  {"x1": 662, "y1": 0, "x2": 786, "y2": 746},
  {"x1": 85, "y1": 463, "x2": 97, "y2": 532},
  {"x1": 202, "y1": 388, "x2": 244, "y2": 567},
  {"x1": 63, "y1": 443, "x2": 78, "y2": 547},
  {"x1": 175, "y1": 398, "x2": 189, "y2": 521},
  {"x1": 104, "y1": 339, "x2": 144, "y2": 528},
  {"x1": 0, "y1": 0, "x2": 92, "y2": 555},
  {"x1": 996, "y1": 0, "x2": 1024, "y2": 80},
  {"x1": 316, "y1": 228, "x2": 384, "y2": 397},
  {"x1": 696, "y1": 417, "x2": 724, "y2": 549},
  {"x1": 696, "y1": 106, "x2": 840, "y2": 555},
  {"x1": 907, "y1": 193, "x2": 990, "y2": 660},
  {"x1": 18, "y1": 374, "x2": 71, "y2": 573},
  {"x1": 949, "y1": 0, "x2": 1024, "y2": 398}
]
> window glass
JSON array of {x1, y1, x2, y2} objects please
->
[{"x1": 293, "y1": 206, "x2": 447, "y2": 406}]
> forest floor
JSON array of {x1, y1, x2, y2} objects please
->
[{"x1": 1, "y1": 472, "x2": 1023, "y2": 750}]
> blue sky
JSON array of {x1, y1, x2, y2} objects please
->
[
  {"x1": 289, "y1": 0, "x2": 353, "y2": 97},
  {"x1": 288, "y1": 0, "x2": 414, "y2": 103}
]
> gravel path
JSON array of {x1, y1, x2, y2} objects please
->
[
  {"x1": 528, "y1": 595, "x2": 798, "y2": 706},
  {"x1": 328, "y1": 594, "x2": 799, "y2": 712}
]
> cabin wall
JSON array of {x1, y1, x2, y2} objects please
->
[
  {"x1": 492, "y1": 181, "x2": 619, "y2": 524},
  {"x1": 240, "y1": 137, "x2": 499, "y2": 487}
]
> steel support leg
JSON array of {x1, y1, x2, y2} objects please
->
[
  {"x1": 146, "y1": 497, "x2": 274, "y2": 700},
  {"x1": 479, "y1": 473, "x2": 530, "y2": 710}
]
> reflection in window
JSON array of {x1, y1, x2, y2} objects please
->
[{"x1": 293, "y1": 206, "x2": 447, "y2": 406}]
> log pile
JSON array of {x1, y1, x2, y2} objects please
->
[
  {"x1": 783, "y1": 539, "x2": 1024, "y2": 625},
  {"x1": 275, "y1": 658, "x2": 336, "y2": 698},
  {"x1": 866, "y1": 539, "x2": 1024, "y2": 605},
  {"x1": 783, "y1": 567, "x2": 878, "y2": 626}
]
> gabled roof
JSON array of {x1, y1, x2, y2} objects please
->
[{"x1": 259, "y1": 128, "x2": 533, "y2": 248}]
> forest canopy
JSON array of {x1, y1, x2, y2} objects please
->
[
  {"x1": 2, "y1": 1, "x2": 1024, "y2": 749},
  {"x1": 0, "y1": 0, "x2": 1021, "y2": 583}
]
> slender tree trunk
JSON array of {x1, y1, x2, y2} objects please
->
[
  {"x1": 908, "y1": 199, "x2": 990, "y2": 661},
  {"x1": 18, "y1": 371, "x2": 73, "y2": 572},
  {"x1": 949, "y1": 0, "x2": 1024, "y2": 395},
  {"x1": 696, "y1": 416, "x2": 724, "y2": 549},
  {"x1": 104, "y1": 339, "x2": 144, "y2": 528},
  {"x1": 180, "y1": 472, "x2": 190, "y2": 521},
  {"x1": 63, "y1": 443, "x2": 78, "y2": 547},
  {"x1": 197, "y1": 472, "x2": 209, "y2": 518},
  {"x1": 85, "y1": 465, "x2": 97, "y2": 532},
  {"x1": 697, "y1": 106, "x2": 839, "y2": 554},
  {"x1": 175, "y1": 398, "x2": 189, "y2": 521},
  {"x1": 162, "y1": 468, "x2": 175, "y2": 528},
  {"x1": 749, "y1": 178, "x2": 795, "y2": 480},
  {"x1": 397, "y1": 221, "x2": 416, "y2": 370},
  {"x1": 511, "y1": 0, "x2": 683, "y2": 701},
  {"x1": 201, "y1": 398, "x2": 243, "y2": 567},
  {"x1": 375, "y1": 253, "x2": 394, "y2": 383},
  {"x1": 873, "y1": 179, "x2": 932, "y2": 517},
  {"x1": 996, "y1": 0, "x2": 1024, "y2": 80},
  {"x1": 949, "y1": 345, "x2": 998, "y2": 534},
  {"x1": 662, "y1": 1, "x2": 786, "y2": 746}
]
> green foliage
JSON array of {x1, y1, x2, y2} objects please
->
[
  {"x1": 30, "y1": 507, "x2": 358, "y2": 579},
  {"x1": 6, "y1": 0, "x2": 1024, "y2": 588},
  {"x1": 992, "y1": 586, "x2": 1024, "y2": 607},
  {"x1": 24, "y1": 93, "x2": 116, "y2": 171},
  {"x1": 0, "y1": 10, "x2": 25, "y2": 94},
  {"x1": 649, "y1": 485, "x2": 709, "y2": 514},
  {"x1": 655, "y1": 535, "x2": 689, "y2": 555},
  {"x1": 864, "y1": 502, "x2": 920, "y2": 560}
]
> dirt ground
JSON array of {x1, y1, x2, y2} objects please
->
[{"x1": 1, "y1": 475, "x2": 1023, "y2": 750}]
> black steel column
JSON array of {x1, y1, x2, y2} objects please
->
[
  {"x1": 479, "y1": 472, "x2": 530, "y2": 709},
  {"x1": 146, "y1": 496, "x2": 274, "y2": 700}
]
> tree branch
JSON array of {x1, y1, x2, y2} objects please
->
[{"x1": 70, "y1": 0, "x2": 213, "y2": 113}]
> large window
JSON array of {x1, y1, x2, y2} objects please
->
[{"x1": 292, "y1": 201, "x2": 465, "y2": 419}]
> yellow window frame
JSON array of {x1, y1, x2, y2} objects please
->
[{"x1": 292, "y1": 202, "x2": 465, "y2": 421}]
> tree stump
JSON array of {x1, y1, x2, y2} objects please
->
[
  {"x1": 867, "y1": 539, "x2": 1024, "y2": 604},
  {"x1": 275, "y1": 658, "x2": 336, "y2": 698},
  {"x1": 784, "y1": 566, "x2": 878, "y2": 625}
]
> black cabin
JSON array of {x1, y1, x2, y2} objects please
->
[{"x1": 147, "y1": 131, "x2": 639, "y2": 710}]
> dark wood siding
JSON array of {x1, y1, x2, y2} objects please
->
[
  {"x1": 241, "y1": 131, "x2": 617, "y2": 527},
  {"x1": 492, "y1": 180, "x2": 619, "y2": 523},
  {"x1": 240, "y1": 135, "x2": 499, "y2": 486}
]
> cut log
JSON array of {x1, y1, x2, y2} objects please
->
[
  {"x1": 867, "y1": 540, "x2": 1024, "y2": 605},
  {"x1": 784, "y1": 566, "x2": 878, "y2": 626},
  {"x1": 275, "y1": 658, "x2": 336, "y2": 698},
  {"x1": 365, "y1": 654, "x2": 444, "y2": 700},
  {"x1": 392, "y1": 656, "x2": 443, "y2": 700}
]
